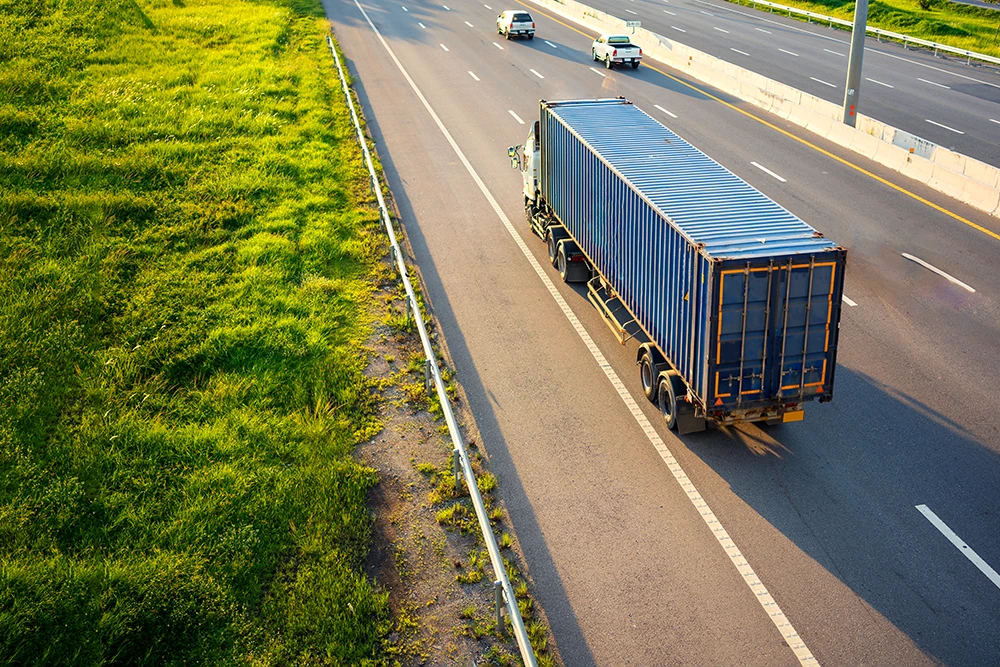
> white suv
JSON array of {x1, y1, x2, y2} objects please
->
[{"x1": 496, "y1": 10, "x2": 535, "y2": 40}]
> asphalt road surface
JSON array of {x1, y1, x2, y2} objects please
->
[
  {"x1": 582, "y1": 0, "x2": 1000, "y2": 166},
  {"x1": 323, "y1": 0, "x2": 1000, "y2": 663}
]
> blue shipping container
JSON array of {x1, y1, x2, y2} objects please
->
[{"x1": 538, "y1": 98, "x2": 846, "y2": 419}]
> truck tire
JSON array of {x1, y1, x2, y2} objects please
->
[
  {"x1": 592, "y1": 49, "x2": 598, "y2": 61},
  {"x1": 527, "y1": 33, "x2": 534, "y2": 40},
  {"x1": 557, "y1": 242, "x2": 588, "y2": 283},
  {"x1": 547, "y1": 227, "x2": 569, "y2": 266},
  {"x1": 631, "y1": 61, "x2": 640, "y2": 69},
  {"x1": 657, "y1": 371, "x2": 685, "y2": 431},
  {"x1": 605, "y1": 55, "x2": 614, "y2": 69},
  {"x1": 505, "y1": 29, "x2": 511, "y2": 40},
  {"x1": 639, "y1": 352, "x2": 657, "y2": 402}
]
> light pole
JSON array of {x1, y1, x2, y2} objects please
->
[{"x1": 842, "y1": 0, "x2": 870, "y2": 127}]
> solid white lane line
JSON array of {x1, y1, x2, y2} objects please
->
[
  {"x1": 756, "y1": 27, "x2": 772, "y2": 33},
  {"x1": 530, "y1": 68, "x2": 544, "y2": 79},
  {"x1": 918, "y1": 77, "x2": 950, "y2": 89},
  {"x1": 664, "y1": 9, "x2": 676, "y2": 14},
  {"x1": 916, "y1": 505, "x2": 1000, "y2": 591},
  {"x1": 925, "y1": 119, "x2": 965, "y2": 134},
  {"x1": 545, "y1": 40, "x2": 558, "y2": 48},
  {"x1": 508, "y1": 109, "x2": 525, "y2": 124},
  {"x1": 901, "y1": 253, "x2": 975, "y2": 292},
  {"x1": 751, "y1": 161, "x2": 787, "y2": 182},
  {"x1": 468, "y1": 71, "x2": 480, "y2": 81},
  {"x1": 440, "y1": 43, "x2": 449, "y2": 51},
  {"x1": 823, "y1": 48, "x2": 845, "y2": 57},
  {"x1": 714, "y1": 26, "x2": 730, "y2": 33},
  {"x1": 589, "y1": 66, "x2": 607, "y2": 77},
  {"x1": 352, "y1": 5, "x2": 819, "y2": 663},
  {"x1": 810, "y1": 76, "x2": 836, "y2": 88},
  {"x1": 842, "y1": 295, "x2": 857, "y2": 307},
  {"x1": 731, "y1": 48, "x2": 749, "y2": 56},
  {"x1": 465, "y1": 20, "x2": 474, "y2": 27},
  {"x1": 779, "y1": 48, "x2": 799, "y2": 57},
  {"x1": 493, "y1": 41, "x2": 504, "y2": 49},
  {"x1": 866, "y1": 77, "x2": 894, "y2": 88},
  {"x1": 418, "y1": 21, "x2": 426, "y2": 28},
  {"x1": 626, "y1": 8, "x2": 639, "y2": 14},
  {"x1": 671, "y1": 25, "x2": 686, "y2": 32},
  {"x1": 654, "y1": 104, "x2": 678, "y2": 118}
]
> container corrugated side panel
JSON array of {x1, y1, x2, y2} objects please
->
[{"x1": 541, "y1": 104, "x2": 703, "y2": 391}]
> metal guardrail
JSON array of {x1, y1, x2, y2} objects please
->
[
  {"x1": 742, "y1": 0, "x2": 1000, "y2": 66},
  {"x1": 325, "y1": 35, "x2": 538, "y2": 667}
]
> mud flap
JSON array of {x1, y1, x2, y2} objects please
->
[{"x1": 676, "y1": 412, "x2": 707, "y2": 435}]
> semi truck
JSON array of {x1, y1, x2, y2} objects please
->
[{"x1": 511, "y1": 98, "x2": 847, "y2": 434}]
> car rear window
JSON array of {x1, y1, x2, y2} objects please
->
[
  {"x1": 512, "y1": 12, "x2": 532, "y2": 21},
  {"x1": 608, "y1": 36, "x2": 631, "y2": 44}
]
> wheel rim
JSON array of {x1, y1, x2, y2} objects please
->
[
  {"x1": 558, "y1": 247, "x2": 566, "y2": 276},
  {"x1": 658, "y1": 381, "x2": 675, "y2": 424},
  {"x1": 641, "y1": 358, "x2": 653, "y2": 396}
]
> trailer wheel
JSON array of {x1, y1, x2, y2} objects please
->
[
  {"x1": 657, "y1": 372, "x2": 686, "y2": 431},
  {"x1": 639, "y1": 352, "x2": 657, "y2": 403}
]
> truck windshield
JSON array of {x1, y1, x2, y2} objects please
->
[{"x1": 608, "y1": 36, "x2": 631, "y2": 44}]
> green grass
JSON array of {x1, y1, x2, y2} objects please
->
[
  {"x1": 0, "y1": 0, "x2": 394, "y2": 664},
  {"x1": 731, "y1": 0, "x2": 1000, "y2": 57}
]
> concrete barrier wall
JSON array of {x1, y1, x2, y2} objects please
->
[{"x1": 529, "y1": 0, "x2": 1000, "y2": 218}]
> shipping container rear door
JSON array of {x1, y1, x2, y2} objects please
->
[{"x1": 713, "y1": 257, "x2": 840, "y2": 408}]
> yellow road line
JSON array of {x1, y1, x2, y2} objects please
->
[{"x1": 518, "y1": 0, "x2": 1000, "y2": 242}]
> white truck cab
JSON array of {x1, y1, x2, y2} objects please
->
[
  {"x1": 591, "y1": 34, "x2": 642, "y2": 69},
  {"x1": 496, "y1": 10, "x2": 535, "y2": 40}
]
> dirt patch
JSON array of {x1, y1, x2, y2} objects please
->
[{"x1": 358, "y1": 250, "x2": 559, "y2": 666}]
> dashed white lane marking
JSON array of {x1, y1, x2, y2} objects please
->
[
  {"x1": 842, "y1": 295, "x2": 857, "y2": 307},
  {"x1": 664, "y1": 9, "x2": 676, "y2": 14},
  {"x1": 545, "y1": 40, "x2": 558, "y2": 48},
  {"x1": 918, "y1": 77, "x2": 950, "y2": 89},
  {"x1": 779, "y1": 48, "x2": 799, "y2": 57},
  {"x1": 354, "y1": 2, "x2": 819, "y2": 664},
  {"x1": 626, "y1": 8, "x2": 639, "y2": 14},
  {"x1": 402, "y1": 5, "x2": 408, "y2": 10},
  {"x1": 811, "y1": 76, "x2": 836, "y2": 88},
  {"x1": 530, "y1": 68, "x2": 544, "y2": 78},
  {"x1": 442, "y1": 4, "x2": 450, "y2": 9},
  {"x1": 508, "y1": 109, "x2": 525, "y2": 124},
  {"x1": 418, "y1": 21, "x2": 426, "y2": 28},
  {"x1": 493, "y1": 41, "x2": 504, "y2": 49},
  {"x1": 465, "y1": 20, "x2": 474, "y2": 27},
  {"x1": 990, "y1": 118, "x2": 1000, "y2": 125},
  {"x1": 925, "y1": 118, "x2": 964, "y2": 134},
  {"x1": 468, "y1": 71, "x2": 480, "y2": 81},
  {"x1": 714, "y1": 26, "x2": 730, "y2": 33},
  {"x1": 440, "y1": 43, "x2": 449, "y2": 51},
  {"x1": 731, "y1": 48, "x2": 750, "y2": 56},
  {"x1": 916, "y1": 505, "x2": 1000, "y2": 591},
  {"x1": 484, "y1": 3, "x2": 492, "y2": 8},
  {"x1": 823, "y1": 48, "x2": 845, "y2": 57},
  {"x1": 701, "y1": 9, "x2": 715, "y2": 15},
  {"x1": 671, "y1": 25, "x2": 686, "y2": 32},
  {"x1": 589, "y1": 66, "x2": 607, "y2": 77},
  {"x1": 751, "y1": 161, "x2": 787, "y2": 182},
  {"x1": 654, "y1": 104, "x2": 677, "y2": 118},
  {"x1": 902, "y1": 253, "x2": 975, "y2": 292},
  {"x1": 756, "y1": 27, "x2": 772, "y2": 33},
  {"x1": 866, "y1": 77, "x2": 893, "y2": 88}
]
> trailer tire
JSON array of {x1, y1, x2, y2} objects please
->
[
  {"x1": 639, "y1": 352, "x2": 657, "y2": 402},
  {"x1": 657, "y1": 371, "x2": 686, "y2": 431},
  {"x1": 557, "y1": 243, "x2": 572, "y2": 283}
]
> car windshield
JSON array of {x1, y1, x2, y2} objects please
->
[
  {"x1": 512, "y1": 12, "x2": 532, "y2": 21},
  {"x1": 608, "y1": 36, "x2": 631, "y2": 44}
]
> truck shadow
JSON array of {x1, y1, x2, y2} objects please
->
[{"x1": 677, "y1": 364, "x2": 1000, "y2": 664}]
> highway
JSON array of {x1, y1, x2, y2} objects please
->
[
  {"x1": 582, "y1": 0, "x2": 1000, "y2": 166},
  {"x1": 322, "y1": 0, "x2": 1000, "y2": 663}
]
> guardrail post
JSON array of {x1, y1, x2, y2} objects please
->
[
  {"x1": 494, "y1": 580, "x2": 505, "y2": 635},
  {"x1": 403, "y1": 293, "x2": 410, "y2": 325},
  {"x1": 453, "y1": 449, "x2": 462, "y2": 491},
  {"x1": 424, "y1": 359, "x2": 432, "y2": 395}
]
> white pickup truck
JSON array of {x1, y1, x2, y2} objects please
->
[
  {"x1": 496, "y1": 10, "x2": 535, "y2": 40},
  {"x1": 591, "y1": 34, "x2": 642, "y2": 69}
]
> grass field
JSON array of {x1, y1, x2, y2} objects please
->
[
  {"x1": 0, "y1": 0, "x2": 394, "y2": 663},
  {"x1": 732, "y1": 0, "x2": 1000, "y2": 57}
]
